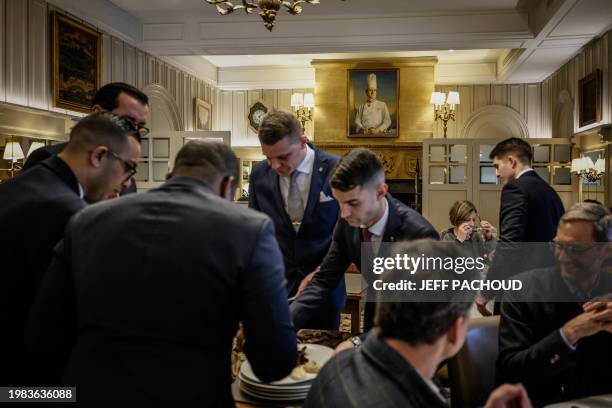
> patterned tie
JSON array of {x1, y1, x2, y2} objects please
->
[{"x1": 287, "y1": 170, "x2": 304, "y2": 232}]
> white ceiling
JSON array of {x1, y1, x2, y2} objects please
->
[{"x1": 50, "y1": 0, "x2": 612, "y2": 87}]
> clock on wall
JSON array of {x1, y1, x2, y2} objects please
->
[{"x1": 248, "y1": 101, "x2": 269, "y2": 133}]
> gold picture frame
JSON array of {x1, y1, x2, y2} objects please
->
[
  {"x1": 347, "y1": 68, "x2": 399, "y2": 138},
  {"x1": 52, "y1": 12, "x2": 103, "y2": 113},
  {"x1": 194, "y1": 98, "x2": 212, "y2": 131}
]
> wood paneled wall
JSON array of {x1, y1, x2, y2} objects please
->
[
  {"x1": 0, "y1": 0, "x2": 219, "y2": 132},
  {"x1": 542, "y1": 32, "x2": 610, "y2": 135},
  {"x1": 217, "y1": 88, "x2": 314, "y2": 147},
  {"x1": 433, "y1": 83, "x2": 544, "y2": 138}
]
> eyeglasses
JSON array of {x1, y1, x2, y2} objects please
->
[
  {"x1": 550, "y1": 240, "x2": 598, "y2": 256},
  {"x1": 134, "y1": 123, "x2": 150, "y2": 138},
  {"x1": 107, "y1": 150, "x2": 137, "y2": 179}
]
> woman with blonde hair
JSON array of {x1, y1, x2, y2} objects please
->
[{"x1": 440, "y1": 200, "x2": 497, "y2": 260}]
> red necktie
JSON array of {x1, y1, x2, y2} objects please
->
[{"x1": 362, "y1": 228, "x2": 372, "y2": 243}]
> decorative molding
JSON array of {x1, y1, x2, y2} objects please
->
[
  {"x1": 6, "y1": 0, "x2": 28, "y2": 106},
  {"x1": 143, "y1": 23, "x2": 184, "y2": 41},
  {"x1": 142, "y1": 83, "x2": 184, "y2": 131},
  {"x1": 460, "y1": 105, "x2": 530, "y2": 139}
]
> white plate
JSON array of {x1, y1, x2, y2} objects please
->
[
  {"x1": 240, "y1": 344, "x2": 333, "y2": 386},
  {"x1": 240, "y1": 382, "x2": 308, "y2": 399},
  {"x1": 239, "y1": 379, "x2": 310, "y2": 395},
  {"x1": 239, "y1": 372, "x2": 312, "y2": 391},
  {"x1": 240, "y1": 384, "x2": 307, "y2": 402}
]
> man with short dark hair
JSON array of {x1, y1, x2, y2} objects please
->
[
  {"x1": 479, "y1": 137, "x2": 564, "y2": 314},
  {"x1": 290, "y1": 148, "x2": 438, "y2": 334},
  {"x1": 249, "y1": 110, "x2": 346, "y2": 329},
  {"x1": 27, "y1": 140, "x2": 297, "y2": 406},
  {"x1": 497, "y1": 202, "x2": 612, "y2": 406},
  {"x1": 23, "y1": 82, "x2": 149, "y2": 195},
  {"x1": 305, "y1": 240, "x2": 532, "y2": 408},
  {"x1": 0, "y1": 113, "x2": 139, "y2": 386}
]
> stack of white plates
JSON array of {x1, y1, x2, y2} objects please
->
[{"x1": 238, "y1": 344, "x2": 333, "y2": 402}]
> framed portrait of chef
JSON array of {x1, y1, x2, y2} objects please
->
[{"x1": 347, "y1": 68, "x2": 399, "y2": 138}]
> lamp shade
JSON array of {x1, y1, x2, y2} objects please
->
[
  {"x1": 291, "y1": 93, "x2": 303, "y2": 108},
  {"x1": 571, "y1": 158, "x2": 582, "y2": 173},
  {"x1": 430, "y1": 92, "x2": 445, "y2": 106},
  {"x1": 447, "y1": 91, "x2": 460, "y2": 105},
  {"x1": 3, "y1": 141, "x2": 24, "y2": 161},
  {"x1": 303, "y1": 93, "x2": 314, "y2": 108},
  {"x1": 594, "y1": 157, "x2": 605, "y2": 173},
  {"x1": 27, "y1": 141, "x2": 45, "y2": 158},
  {"x1": 583, "y1": 156, "x2": 595, "y2": 171}
]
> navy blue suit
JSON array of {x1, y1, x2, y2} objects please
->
[
  {"x1": 290, "y1": 195, "x2": 439, "y2": 333},
  {"x1": 249, "y1": 146, "x2": 346, "y2": 330}
]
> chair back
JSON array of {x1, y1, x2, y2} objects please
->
[{"x1": 448, "y1": 315, "x2": 500, "y2": 408}]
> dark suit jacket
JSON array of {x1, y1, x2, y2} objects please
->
[
  {"x1": 26, "y1": 177, "x2": 297, "y2": 407},
  {"x1": 0, "y1": 156, "x2": 86, "y2": 386},
  {"x1": 290, "y1": 195, "x2": 439, "y2": 331},
  {"x1": 305, "y1": 330, "x2": 448, "y2": 408},
  {"x1": 496, "y1": 267, "x2": 612, "y2": 407},
  {"x1": 248, "y1": 147, "x2": 341, "y2": 294},
  {"x1": 487, "y1": 170, "x2": 564, "y2": 284}
]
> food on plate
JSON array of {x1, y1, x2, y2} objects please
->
[
  {"x1": 303, "y1": 360, "x2": 321, "y2": 374},
  {"x1": 289, "y1": 366, "x2": 307, "y2": 380}
]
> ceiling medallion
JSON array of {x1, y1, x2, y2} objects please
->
[{"x1": 204, "y1": 0, "x2": 343, "y2": 31}]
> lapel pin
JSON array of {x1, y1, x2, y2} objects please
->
[
  {"x1": 390, "y1": 236, "x2": 395, "y2": 242},
  {"x1": 319, "y1": 167, "x2": 323, "y2": 172}
]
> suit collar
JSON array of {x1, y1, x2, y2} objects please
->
[
  {"x1": 517, "y1": 168, "x2": 535, "y2": 179},
  {"x1": 301, "y1": 148, "x2": 331, "y2": 227},
  {"x1": 382, "y1": 194, "x2": 401, "y2": 243},
  {"x1": 42, "y1": 156, "x2": 81, "y2": 197}
]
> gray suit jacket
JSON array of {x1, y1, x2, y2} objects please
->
[{"x1": 27, "y1": 176, "x2": 297, "y2": 407}]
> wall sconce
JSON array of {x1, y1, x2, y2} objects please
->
[
  {"x1": 571, "y1": 156, "x2": 605, "y2": 182},
  {"x1": 291, "y1": 92, "x2": 314, "y2": 131},
  {"x1": 2, "y1": 137, "x2": 25, "y2": 178},
  {"x1": 430, "y1": 91, "x2": 460, "y2": 138}
]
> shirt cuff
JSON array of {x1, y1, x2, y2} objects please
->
[{"x1": 559, "y1": 328, "x2": 577, "y2": 351}]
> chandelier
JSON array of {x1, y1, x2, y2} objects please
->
[{"x1": 204, "y1": 0, "x2": 342, "y2": 31}]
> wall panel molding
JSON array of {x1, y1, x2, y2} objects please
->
[
  {"x1": 0, "y1": 0, "x2": 6, "y2": 102},
  {"x1": 6, "y1": 0, "x2": 28, "y2": 105}
]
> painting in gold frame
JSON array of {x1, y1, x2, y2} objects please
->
[
  {"x1": 52, "y1": 12, "x2": 102, "y2": 113},
  {"x1": 194, "y1": 98, "x2": 212, "y2": 131},
  {"x1": 347, "y1": 68, "x2": 399, "y2": 138}
]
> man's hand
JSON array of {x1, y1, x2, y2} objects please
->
[
  {"x1": 476, "y1": 295, "x2": 493, "y2": 317},
  {"x1": 334, "y1": 339, "x2": 355, "y2": 355},
  {"x1": 294, "y1": 267, "x2": 320, "y2": 299},
  {"x1": 561, "y1": 311, "x2": 605, "y2": 345},
  {"x1": 484, "y1": 383, "x2": 532, "y2": 408},
  {"x1": 583, "y1": 299, "x2": 612, "y2": 333}
]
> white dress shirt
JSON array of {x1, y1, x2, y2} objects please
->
[
  {"x1": 280, "y1": 144, "x2": 315, "y2": 216},
  {"x1": 516, "y1": 168, "x2": 534, "y2": 179},
  {"x1": 362, "y1": 197, "x2": 389, "y2": 255},
  {"x1": 355, "y1": 99, "x2": 392, "y2": 133}
]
